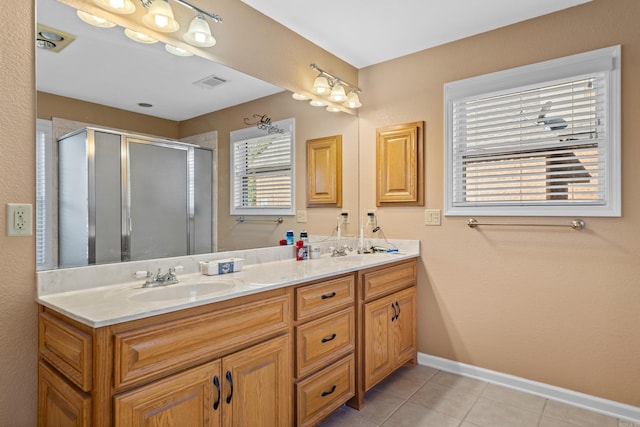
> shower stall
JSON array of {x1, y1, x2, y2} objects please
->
[{"x1": 57, "y1": 127, "x2": 213, "y2": 268}]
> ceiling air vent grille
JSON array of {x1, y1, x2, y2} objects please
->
[{"x1": 193, "y1": 75, "x2": 228, "y2": 89}]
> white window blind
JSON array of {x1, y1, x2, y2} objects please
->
[
  {"x1": 36, "y1": 119, "x2": 54, "y2": 269},
  {"x1": 230, "y1": 118, "x2": 295, "y2": 216},
  {"x1": 445, "y1": 46, "x2": 620, "y2": 217}
]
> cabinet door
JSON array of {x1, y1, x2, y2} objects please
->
[
  {"x1": 392, "y1": 287, "x2": 417, "y2": 367},
  {"x1": 363, "y1": 295, "x2": 394, "y2": 390},
  {"x1": 113, "y1": 360, "x2": 222, "y2": 427},
  {"x1": 38, "y1": 362, "x2": 91, "y2": 427},
  {"x1": 222, "y1": 335, "x2": 291, "y2": 427}
]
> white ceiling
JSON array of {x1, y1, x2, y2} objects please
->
[
  {"x1": 241, "y1": 0, "x2": 591, "y2": 69},
  {"x1": 36, "y1": 0, "x2": 591, "y2": 122}
]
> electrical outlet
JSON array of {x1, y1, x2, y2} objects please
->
[
  {"x1": 367, "y1": 209, "x2": 377, "y2": 225},
  {"x1": 296, "y1": 210, "x2": 307, "y2": 223},
  {"x1": 340, "y1": 210, "x2": 350, "y2": 224},
  {"x1": 424, "y1": 209, "x2": 441, "y2": 226},
  {"x1": 7, "y1": 203, "x2": 33, "y2": 236}
]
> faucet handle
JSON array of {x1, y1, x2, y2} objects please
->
[{"x1": 133, "y1": 270, "x2": 153, "y2": 279}]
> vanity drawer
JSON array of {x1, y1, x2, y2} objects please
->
[
  {"x1": 295, "y1": 307, "x2": 354, "y2": 378},
  {"x1": 363, "y1": 260, "x2": 416, "y2": 301},
  {"x1": 113, "y1": 294, "x2": 289, "y2": 390},
  {"x1": 296, "y1": 274, "x2": 355, "y2": 321},
  {"x1": 296, "y1": 354, "x2": 355, "y2": 427},
  {"x1": 39, "y1": 312, "x2": 92, "y2": 392}
]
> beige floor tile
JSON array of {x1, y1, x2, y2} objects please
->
[
  {"x1": 430, "y1": 371, "x2": 488, "y2": 396},
  {"x1": 409, "y1": 380, "x2": 479, "y2": 420},
  {"x1": 619, "y1": 421, "x2": 640, "y2": 427},
  {"x1": 481, "y1": 383, "x2": 546, "y2": 413},
  {"x1": 381, "y1": 401, "x2": 461, "y2": 427},
  {"x1": 355, "y1": 388, "x2": 406, "y2": 424},
  {"x1": 373, "y1": 368, "x2": 431, "y2": 399},
  {"x1": 539, "y1": 415, "x2": 584, "y2": 427},
  {"x1": 463, "y1": 396, "x2": 541, "y2": 427},
  {"x1": 394, "y1": 364, "x2": 439, "y2": 382},
  {"x1": 316, "y1": 405, "x2": 379, "y2": 427},
  {"x1": 543, "y1": 400, "x2": 618, "y2": 427}
]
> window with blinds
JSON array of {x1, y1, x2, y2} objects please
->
[
  {"x1": 230, "y1": 118, "x2": 295, "y2": 216},
  {"x1": 444, "y1": 46, "x2": 620, "y2": 217}
]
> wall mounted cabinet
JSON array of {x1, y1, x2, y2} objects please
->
[
  {"x1": 306, "y1": 135, "x2": 342, "y2": 207},
  {"x1": 376, "y1": 122, "x2": 424, "y2": 206}
]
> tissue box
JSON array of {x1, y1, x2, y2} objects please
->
[{"x1": 199, "y1": 258, "x2": 244, "y2": 276}]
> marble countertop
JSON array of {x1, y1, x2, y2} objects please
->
[{"x1": 37, "y1": 248, "x2": 419, "y2": 328}]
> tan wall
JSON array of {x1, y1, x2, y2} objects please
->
[
  {"x1": 181, "y1": 91, "x2": 359, "y2": 250},
  {"x1": 358, "y1": 0, "x2": 640, "y2": 406},
  {"x1": 37, "y1": 92, "x2": 181, "y2": 138},
  {"x1": 0, "y1": 2, "x2": 37, "y2": 425}
]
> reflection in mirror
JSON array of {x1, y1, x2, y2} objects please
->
[{"x1": 36, "y1": 0, "x2": 360, "y2": 271}]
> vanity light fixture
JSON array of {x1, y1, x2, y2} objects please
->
[
  {"x1": 87, "y1": 0, "x2": 223, "y2": 51},
  {"x1": 124, "y1": 28, "x2": 158, "y2": 44},
  {"x1": 183, "y1": 14, "x2": 216, "y2": 47},
  {"x1": 93, "y1": 0, "x2": 136, "y2": 14},
  {"x1": 142, "y1": 0, "x2": 180, "y2": 32},
  {"x1": 76, "y1": 10, "x2": 116, "y2": 28},
  {"x1": 303, "y1": 63, "x2": 362, "y2": 110},
  {"x1": 165, "y1": 44, "x2": 194, "y2": 56},
  {"x1": 292, "y1": 93, "x2": 309, "y2": 101}
]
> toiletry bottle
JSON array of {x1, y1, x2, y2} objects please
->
[
  {"x1": 286, "y1": 230, "x2": 294, "y2": 245},
  {"x1": 295, "y1": 240, "x2": 304, "y2": 261},
  {"x1": 300, "y1": 230, "x2": 309, "y2": 260}
]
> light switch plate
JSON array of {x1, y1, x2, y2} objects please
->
[
  {"x1": 7, "y1": 203, "x2": 33, "y2": 236},
  {"x1": 424, "y1": 209, "x2": 441, "y2": 226},
  {"x1": 296, "y1": 210, "x2": 307, "y2": 223}
]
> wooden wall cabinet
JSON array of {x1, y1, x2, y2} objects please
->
[
  {"x1": 306, "y1": 135, "x2": 342, "y2": 207},
  {"x1": 376, "y1": 122, "x2": 424, "y2": 206}
]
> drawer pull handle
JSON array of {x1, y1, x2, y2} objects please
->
[
  {"x1": 225, "y1": 371, "x2": 233, "y2": 404},
  {"x1": 395, "y1": 301, "x2": 401, "y2": 319},
  {"x1": 321, "y1": 385, "x2": 337, "y2": 397},
  {"x1": 321, "y1": 292, "x2": 337, "y2": 300},
  {"x1": 213, "y1": 376, "x2": 221, "y2": 410},
  {"x1": 321, "y1": 333, "x2": 337, "y2": 343},
  {"x1": 391, "y1": 303, "x2": 397, "y2": 321}
]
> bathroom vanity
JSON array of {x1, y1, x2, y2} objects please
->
[{"x1": 36, "y1": 245, "x2": 418, "y2": 426}]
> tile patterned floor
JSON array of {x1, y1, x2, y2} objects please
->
[{"x1": 317, "y1": 365, "x2": 639, "y2": 427}]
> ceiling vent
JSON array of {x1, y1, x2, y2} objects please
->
[
  {"x1": 36, "y1": 24, "x2": 76, "y2": 53},
  {"x1": 193, "y1": 74, "x2": 228, "y2": 89}
]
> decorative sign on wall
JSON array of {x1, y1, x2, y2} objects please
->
[{"x1": 243, "y1": 114, "x2": 285, "y2": 134}]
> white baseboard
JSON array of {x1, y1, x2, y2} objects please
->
[{"x1": 418, "y1": 353, "x2": 640, "y2": 423}]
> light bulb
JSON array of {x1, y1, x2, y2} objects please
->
[
  {"x1": 142, "y1": 0, "x2": 179, "y2": 33},
  {"x1": 292, "y1": 93, "x2": 309, "y2": 101},
  {"x1": 312, "y1": 76, "x2": 330, "y2": 95},
  {"x1": 345, "y1": 91, "x2": 362, "y2": 108},
  {"x1": 309, "y1": 99, "x2": 326, "y2": 107},
  {"x1": 165, "y1": 44, "x2": 194, "y2": 56},
  {"x1": 326, "y1": 106, "x2": 341, "y2": 112},
  {"x1": 76, "y1": 10, "x2": 116, "y2": 28},
  {"x1": 93, "y1": 0, "x2": 135, "y2": 14},
  {"x1": 329, "y1": 84, "x2": 347, "y2": 102},
  {"x1": 183, "y1": 15, "x2": 216, "y2": 47}
]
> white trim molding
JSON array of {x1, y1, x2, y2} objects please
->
[{"x1": 418, "y1": 353, "x2": 640, "y2": 423}]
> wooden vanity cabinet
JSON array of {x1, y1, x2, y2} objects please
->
[
  {"x1": 351, "y1": 259, "x2": 418, "y2": 409},
  {"x1": 38, "y1": 288, "x2": 291, "y2": 427},
  {"x1": 113, "y1": 335, "x2": 291, "y2": 427},
  {"x1": 38, "y1": 258, "x2": 418, "y2": 425},
  {"x1": 293, "y1": 274, "x2": 356, "y2": 427}
]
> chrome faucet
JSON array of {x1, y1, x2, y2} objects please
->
[
  {"x1": 330, "y1": 245, "x2": 353, "y2": 257},
  {"x1": 141, "y1": 267, "x2": 180, "y2": 288}
]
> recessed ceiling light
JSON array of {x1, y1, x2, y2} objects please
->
[{"x1": 39, "y1": 31, "x2": 64, "y2": 41}]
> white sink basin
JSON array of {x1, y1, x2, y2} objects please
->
[{"x1": 129, "y1": 282, "x2": 236, "y2": 302}]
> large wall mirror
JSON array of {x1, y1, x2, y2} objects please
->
[{"x1": 36, "y1": 0, "x2": 360, "y2": 270}]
